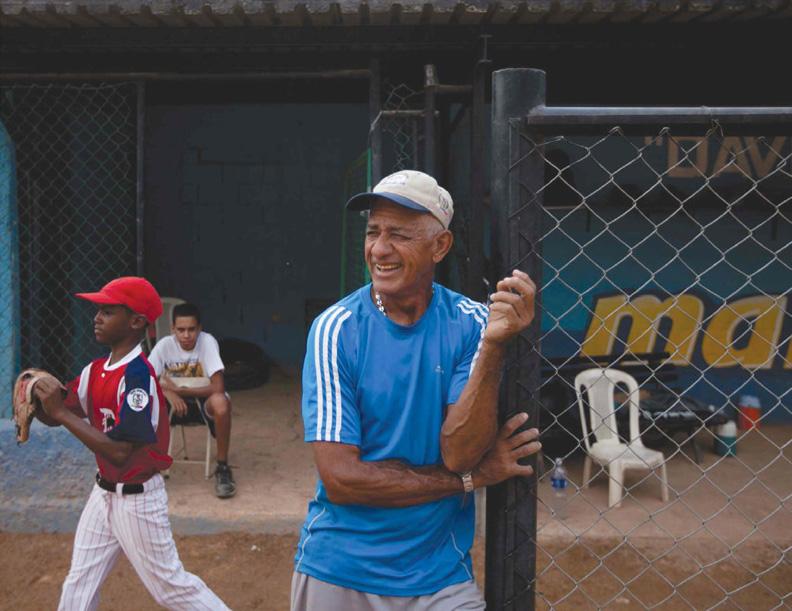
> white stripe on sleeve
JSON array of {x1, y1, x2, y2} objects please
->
[
  {"x1": 313, "y1": 306, "x2": 352, "y2": 441},
  {"x1": 314, "y1": 306, "x2": 340, "y2": 440},
  {"x1": 457, "y1": 300, "x2": 488, "y2": 374},
  {"x1": 332, "y1": 310, "x2": 353, "y2": 442},
  {"x1": 321, "y1": 309, "x2": 344, "y2": 441}
]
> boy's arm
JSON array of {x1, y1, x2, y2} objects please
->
[
  {"x1": 35, "y1": 381, "x2": 88, "y2": 426},
  {"x1": 161, "y1": 386, "x2": 188, "y2": 417},
  {"x1": 34, "y1": 376, "x2": 140, "y2": 467},
  {"x1": 35, "y1": 404, "x2": 85, "y2": 426},
  {"x1": 160, "y1": 370, "x2": 225, "y2": 399}
]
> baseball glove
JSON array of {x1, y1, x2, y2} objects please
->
[{"x1": 12, "y1": 369, "x2": 66, "y2": 444}]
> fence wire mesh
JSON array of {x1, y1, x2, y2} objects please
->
[
  {"x1": 340, "y1": 78, "x2": 425, "y2": 297},
  {"x1": 380, "y1": 79, "x2": 423, "y2": 173},
  {"x1": 0, "y1": 83, "x2": 138, "y2": 413},
  {"x1": 501, "y1": 115, "x2": 792, "y2": 609},
  {"x1": 340, "y1": 150, "x2": 371, "y2": 297}
]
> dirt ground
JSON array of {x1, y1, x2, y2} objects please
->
[
  {"x1": 2, "y1": 532, "x2": 789, "y2": 610},
  {"x1": 2, "y1": 372, "x2": 790, "y2": 610}
]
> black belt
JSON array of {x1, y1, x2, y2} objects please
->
[{"x1": 96, "y1": 472, "x2": 145, "y2": 495}]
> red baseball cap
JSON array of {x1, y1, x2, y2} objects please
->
[{"x1": 76, "y1": 277, "x2": 163, "y2": 323}]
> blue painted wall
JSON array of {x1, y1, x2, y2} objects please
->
[
  {"x1": 144, "y1": 104, "x2": 369, "y2": 366},
  {"x1": 0, "y1": 118, "x2": 20, "y2": 418}
]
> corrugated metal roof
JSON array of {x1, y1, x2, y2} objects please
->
[{"x1": 1, "y1": 0, "x2": 789, "y2": 28}]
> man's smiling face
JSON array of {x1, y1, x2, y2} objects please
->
[{"x1": 364, "y1": 199, "x2": 446, "y2": 299}]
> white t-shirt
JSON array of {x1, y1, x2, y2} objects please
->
[{"x1": 148, "y1": 332, "x2": 225, "y2": 379}]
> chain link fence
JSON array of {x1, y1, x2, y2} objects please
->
[
  {"x1": 340, "y1": 78, "x2": 426, "y2": 297},
  {"x1": 340, "y1": 150, "x2": 371, "y2": 297},
  {"x1": 380, "y1": 79, "x2": 424, "y2": 173},
  {"x1": 357, "y1": 73, "x2": 473, "y2": 297},
  {"x1": 487, "y1": 69, "x2": 792, "y2": 610},
  {"x1": 0, "y1": 83, "x2": 138, "y2": 414}
]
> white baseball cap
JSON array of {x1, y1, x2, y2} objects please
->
[{"x1": 346, "y1": 170, "x2": 454, "y2": 230}]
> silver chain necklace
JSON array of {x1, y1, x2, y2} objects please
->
[
  {"x1": 375, "y1": 291, "x2": 387, "y2": 315},
  {"x1": 374, "y1": 287, "x2": 434, "y2": 317}
]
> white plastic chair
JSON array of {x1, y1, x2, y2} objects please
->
[
  {"x1": 163, "y1": 375, "x2": 213, "y2": 479},
  {"x1": 145, "y1": 296, "x2": 186, "y2": 353},
  {"x1": 157, "y1": 297, "x2": 187, "y2": 342},
  {"x1": 575, "y1": 368, "x2": 669, "y2": 508},
  {"x1": 166, "y1": 399, "x2": 213, "y2": 479}
]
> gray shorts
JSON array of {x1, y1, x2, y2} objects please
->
[{"x1": 290, "y1": 571, "x2": 486, "y2": 611}]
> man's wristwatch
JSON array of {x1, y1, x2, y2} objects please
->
[{"x1": 460, "y1": 471, "x2": 474, "y2": 494}]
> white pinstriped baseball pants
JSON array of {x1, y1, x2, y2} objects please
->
[{"x1": 58, "y1": 474, "x2": 231, "y2": 611}]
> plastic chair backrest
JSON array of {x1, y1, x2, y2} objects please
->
[
  {"x1": 155, "y1": 297, "x2": 186, "y2": 343},
  {"x1": 575, "y1": 368, "x2": 642, "y2": 452}
]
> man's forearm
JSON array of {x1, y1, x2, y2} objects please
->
[
  {"x1": 315, "y1": 412, "x2": 540, "y2": 509},
  {"x1": 323, "y1": 458, "x2": 466, "y2": 508},
  {"x1": 440, "y1": 340, "x2": 505, "y2": 473}
]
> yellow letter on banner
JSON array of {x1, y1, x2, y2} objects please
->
[
  {"x1": 712, "y1": 137, "x2": 753, "y2": 177},
  {"x1": 668, "y1": 137, "x2": 709, "y2": 179},
  {"x1": 581, "y1": 295, "x2": 628, "y2": 357},
  {"x1": 581, "y1": 294, "x2": 703, "y2": 364},
  {"x1": 630, "y1": 294, "x2": 703, "y2": 365},
  {"x1": 745, "y1": 137, "x2": 787, "y2": 178},
  {"x1": 701, "y1": 295, "x2": 788, "y2": 369},
  {"x1": 785, "y1": 336, "x2": 792, "y2": 369}
]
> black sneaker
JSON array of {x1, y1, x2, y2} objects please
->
[{"x1": 215, "y1": 463, "x2": 236, "y2": 499}]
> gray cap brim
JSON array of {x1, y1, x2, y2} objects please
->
[{"x1": 345, "y1": 192, "x2": 430, "y2": 215}]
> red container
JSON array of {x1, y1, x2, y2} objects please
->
[
  {"x1": 737, "y1": 395, "x2": 761, "y2": 430},
  {"x1": 738, "y1": 407, "x2": 761, "y2": 430}
]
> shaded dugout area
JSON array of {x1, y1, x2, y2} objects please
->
[{"x1": 143, "y1": 102, "x2": 369, "y2": 366}]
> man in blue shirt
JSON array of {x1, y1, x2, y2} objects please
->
[{"x1": 293, "y1": 170, "x2": 541, "y2": 610}]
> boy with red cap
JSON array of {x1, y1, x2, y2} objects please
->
[{"x1": 33, "y1": 276, "x2": 232, "y2": 611}]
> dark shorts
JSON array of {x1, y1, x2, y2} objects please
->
[{"x1": 168, "y1": 399, "x2": 216, "y2": 438}]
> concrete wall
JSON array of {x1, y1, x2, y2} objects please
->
[
  {"x1": 144, "y1": 104, "x2": 368, "y2": 366},
  {"x1": 0, "y1": 420, "x2": 95, "y2": 532}
]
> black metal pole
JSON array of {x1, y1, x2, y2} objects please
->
[
  {"x1": 526, "y1": 105, "x2": 792, "y2": 128},
  {"x1": 0, "y1": 69, "x2": 372, "y2": 82},
  {"x1": 369, "y1": 59, "x2": 382, "y2": 185},
  {"x1": 136, "y1": 81, "x2": 145, "y2": 277},
  {"x1": 468, "y1": 59, "x2": 489, "y2": 303},
  {"x1": 486, "y1": 68, "x2": 546, "y2": 611},
  {"x1": 424, "y1": 64, "x2": 436, "y2": 176}
]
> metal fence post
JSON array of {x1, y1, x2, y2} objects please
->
[
  {"x1": 136, "y1": 81, "x2": 145, "y2": 277},
  {"x1": 369, "y1": 59, "x2": 382, "y2": 185},
  {"x1": 468, "y1": 57, "x2": 490, "y2": 303},
  {"x1": 486, "y1": 68, "x2": 546, "y2": 611},
  {"x1": 424, "y1": 64, "x2": 437, "y2": 176}
]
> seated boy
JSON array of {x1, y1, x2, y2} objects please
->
[{"x1": 148, "y1": 303, "x2": 235, "y2": 499}]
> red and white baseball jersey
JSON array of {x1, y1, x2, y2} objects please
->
[{"x1": 67, "y1": 344, "x2": 172, "y2": 484}]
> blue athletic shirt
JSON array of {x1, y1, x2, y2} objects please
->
[{"x1": 295, "y1": 283, "x2": 489, "y2": 596}]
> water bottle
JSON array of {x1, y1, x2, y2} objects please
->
[{"x1": 550, "y1": 458, "x2": 569, "y2": 519}]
